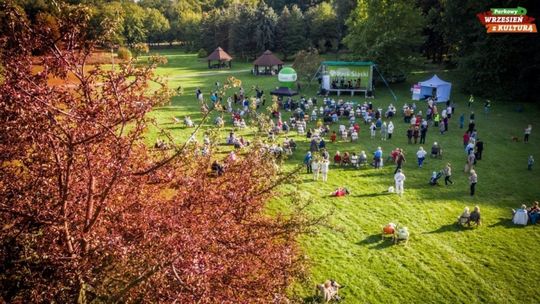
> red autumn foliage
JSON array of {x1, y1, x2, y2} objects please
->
[{"x1": 0, "y1": 4, "x2": 312, "y2": 303}]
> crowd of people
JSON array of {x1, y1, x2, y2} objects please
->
[{"x1": 163, "y1": 86, "x2": 538, "y2": 302}]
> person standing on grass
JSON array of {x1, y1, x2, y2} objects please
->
[
  {"x1": 370, "y1": 122, "x2": 377, "y2": 139},
  {"x1": 320, "y1": 159, "x2": 329, "y2": 182},
  {"x1": 466, "y1": 152, "x2": 476, "y2": 173},
  {"x1": 459, "y1": 113, "x2": 465, "y2": 129},
  {"x1": 475, "y1": 139, "x2": 484, "y2": 160},
  {"x1": 381, "y1": 122, "x2": 388, "y2": 140},
  {"x1": 419, "y1": 124, "x2": 428, "y2": 144},
  {"x1": 463, "y1": 132, "x2": 470, "y2": 148},
  {"x1": 312, "y1": 158, "x2": 320, "y2": 181},
  {"x1": 394, "y1": 150, "x2": 406, "y2": 174},
  {"x1": 469, "y1": 169, "x2": 477, "y2": 196},
  {"x1": 439, "y1": 120, "x2": 446, "y2": 135},
  {"x1": 484, "y1": 99, "x2": 491, "y2": 116},
  {"x1": 374, "y1": 147, "x2": 383, "y2": 169},
  {"x1": 304, "y1": 151, "x2": 312, "y2": 174},
  {"x1": 468, "y1": 94, "x2": 474, "y2": 108},
  {"x1": 407, "y1": 126, "x2": 413, "y2": 144},
  {"x1": 443, "y1": 163, "x2": 454, "y2": 185},
  {"x1": 524, "y1": 124, "x2": 532, "y2": 143},
  {"x1": 413, "y1": 126, "x2": 420, "y2": 144},
  {"x1": 387, "y1": 121, "x2": 394, "y2": 139},
  {"x1": 416, "y1": 147, "x2": 427, "y2": 168},
  {"x1": 528, "y1": 155, "x2": 534, "y2": 170},
  {"x1": 394, "y1": 169, "x2": 406, "y2": 196}
]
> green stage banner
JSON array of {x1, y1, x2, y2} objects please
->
[{"x1": 326, "y1": 65, "x2": 371, "y2": 88}]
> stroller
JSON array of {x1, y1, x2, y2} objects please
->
[{"x1": 429, "y1": 171, "x2": 443, "y2": 185}]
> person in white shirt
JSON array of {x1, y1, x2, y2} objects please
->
[
  {"x1": 416, "y1": 146, "x2": 427, "y2": 168},
  {"x1": 312, "y1": 159, "x2": 320, "y2": 181},
  {"x1": 524, "y1": 124, "x2": 532, "y2": 143},
  {"x1": 320, "y1": 159, "x2": 329, "y2": 182},
  {"x1": 381, "y1": 122, "x2": 388, "y2": 140},
  {"x1": 387, "y1": 121, "x2": 394, "y2": 139},
  {"x1": 370, "y1": 122, "x2": 376, "y2": 139},
  {"x1": 394, "y1": 169, "x2": 406, "y2": 196},
  {"x1": 351, "y1": 130, "x2": 358, "y2": 141}
]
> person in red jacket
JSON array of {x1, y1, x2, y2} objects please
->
[
  {"x1": 333, "y1": 151, "x2": 342, "y2": 166},
  {"x1": 330, "y1": 131, "x2": 337, "y2": 143},
  {"x1": 332, "y1": 187, "x2": 350, "y2": 197},
  {"x1": 463, "y1": 132, "x2": 470, "y2": 148}
]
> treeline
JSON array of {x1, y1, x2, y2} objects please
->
[{"x1": 3, "y1": 0, "x2": 539, "y2": 101}]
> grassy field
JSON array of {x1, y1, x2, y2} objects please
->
[{"x1": 143, "y1": 48, "x2": 540, "y2": 303}]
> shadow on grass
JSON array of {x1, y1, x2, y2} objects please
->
[
  {"x1": 353, "y1": 171, "x2": 389, "y2": 178},
  {"x1": 352, "y1": 192, "x2": 392, "y2": 198},
  {"x1": 356, "y1": 234, "x2": 394, "y2": 250},
  {"x1": 302, "y1": 295, "x2": 321, "y2": 304},
  {"x1": 488, "y1": 217, "x2": 526, "y2": 229},
  {"x1": 424, "y1": 223, "x2": 463, "y2": 234}
]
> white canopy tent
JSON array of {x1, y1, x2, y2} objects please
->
[{"x1": 412, "y1": 74, "x2": 452, "y2": 102}]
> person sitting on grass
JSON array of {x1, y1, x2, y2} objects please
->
[
  {"x1": 431, "y1": 142, "x2": 442, "y2": 158},
  {"x1": 359, "y1": 151, "x2": 368, "y2": 166},
  {"x1": 394, "y1": 226, "x2": 409, "y2": 244},
  {"x1": 332, "y1": 187, "x2": 350, "y2": 197},
  {"x1": 351, "y1": 152, "x2": 359, "y2": 168},
  {"x1": 351, "y1": 129, "x2": 359, "y2": 141},
  {"x1": 211, "y1": 160, "x2": 224, "y2": 176},
  {"x1": 184, "y1": 116, "x2": 194, "y2": 127},
  {"x1": 469, "y1": 206, "x2": 481, "y2": 226},
  {"x1": 342, "y1": 152, "x2": 351, "y2": 166},
  {"x1": 527, "y1": 201, "x2": 539, "y2": 224},
  {"x1": 226, "y1": 132, "x2": 236, "y2": 145},
  {"x1": 512, "y1": 204, "x2": 528, "y2": 225},
  {"x1": 457, "y1": 207, "x2": 470, "y2": 226},
  {"x1": 330, "y1": 131, "x2": 337, "y2": 143},
  {"x1": 154, "y1": 139, "x2": 169, "y2": 150},
  {"x1": 382, "y1": 223, "x2": 396, "y2": 240},
  {"x1": 334, "y1": 151, "x2": 342, "y2": 166},
  {"x1": 316, "y1": 280, "x2": 342, "y2": 303}
]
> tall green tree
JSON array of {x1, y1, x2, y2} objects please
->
[
  {"x1": 440, "y1": 0, "x2": 540, "y2": 101},
  {"x1": 88, "y1": 1, "x2": 125, "y2": 47},
  {"x1": 200, "y1": 9, "x2": 233, "y2": 53},
  {"x1": 254, "y1": 1, "x2": 278, "y2": 53},
  {"x1": 144, "y1": 7, "x2": 170, "y2": 43},
  {"x1": 344, "y1": 0, "x2": 424, "y2": 76},
  {"x1": 229, "y1": 4, "x2": 257, "y2": 59},
  {"x1": 305, "y1": 2, "x2": 339, "y2": 53},
  {"x1": 292, "y1": 48, "x2": 323, "y2": 85},
  {"x1": 122, "y1": 2, "x2": 147, "y2": 46},
  {"x1": 332, "y1": 0, "x2": 356, "y2": 43},
  {"x1": 276, "y1": 5, "x2": 307, "y2": 60}
]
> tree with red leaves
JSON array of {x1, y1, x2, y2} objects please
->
[{"x1": 0, "y1": 3, "x2": 316, "y2": 303}]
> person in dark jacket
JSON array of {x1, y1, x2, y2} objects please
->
[
  {"x1": 475, "y1": 139, "x2": 484, "y2": 160},
  {"x1": 420, "y1": 124, "x2": 428, "y2": 144}
]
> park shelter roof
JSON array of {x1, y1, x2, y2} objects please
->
[
  {"x1": 270, "y1": 87, "x2": 298, "y2": 96},
  {"x1": 253, "y1": 50, "x2": 284, "y2": 66},
  {"x1": 322, "y1": 61, "x2": 375, "y2": 66},
  {"x1": 206, "y1": 47, "x2": 232, "y2": 61}
]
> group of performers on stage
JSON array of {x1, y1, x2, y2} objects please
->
[{"x1": 331, "y1": 77, "x2": 362, "y2": 90}]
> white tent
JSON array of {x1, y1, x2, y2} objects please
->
[{"x1": 412, "y1": 74, "x2": 452, "y2": 102}]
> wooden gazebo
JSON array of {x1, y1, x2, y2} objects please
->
[
  {"x1": 253, "y1": 50, "x2": 283, "y2": 75},
  {"x1": 206, "y1": 47, "x2": 232, "y2": 69}
]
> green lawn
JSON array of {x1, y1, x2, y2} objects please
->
[{"x1": 144, "y1": 48, "x2": 540, "y2": 303}]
